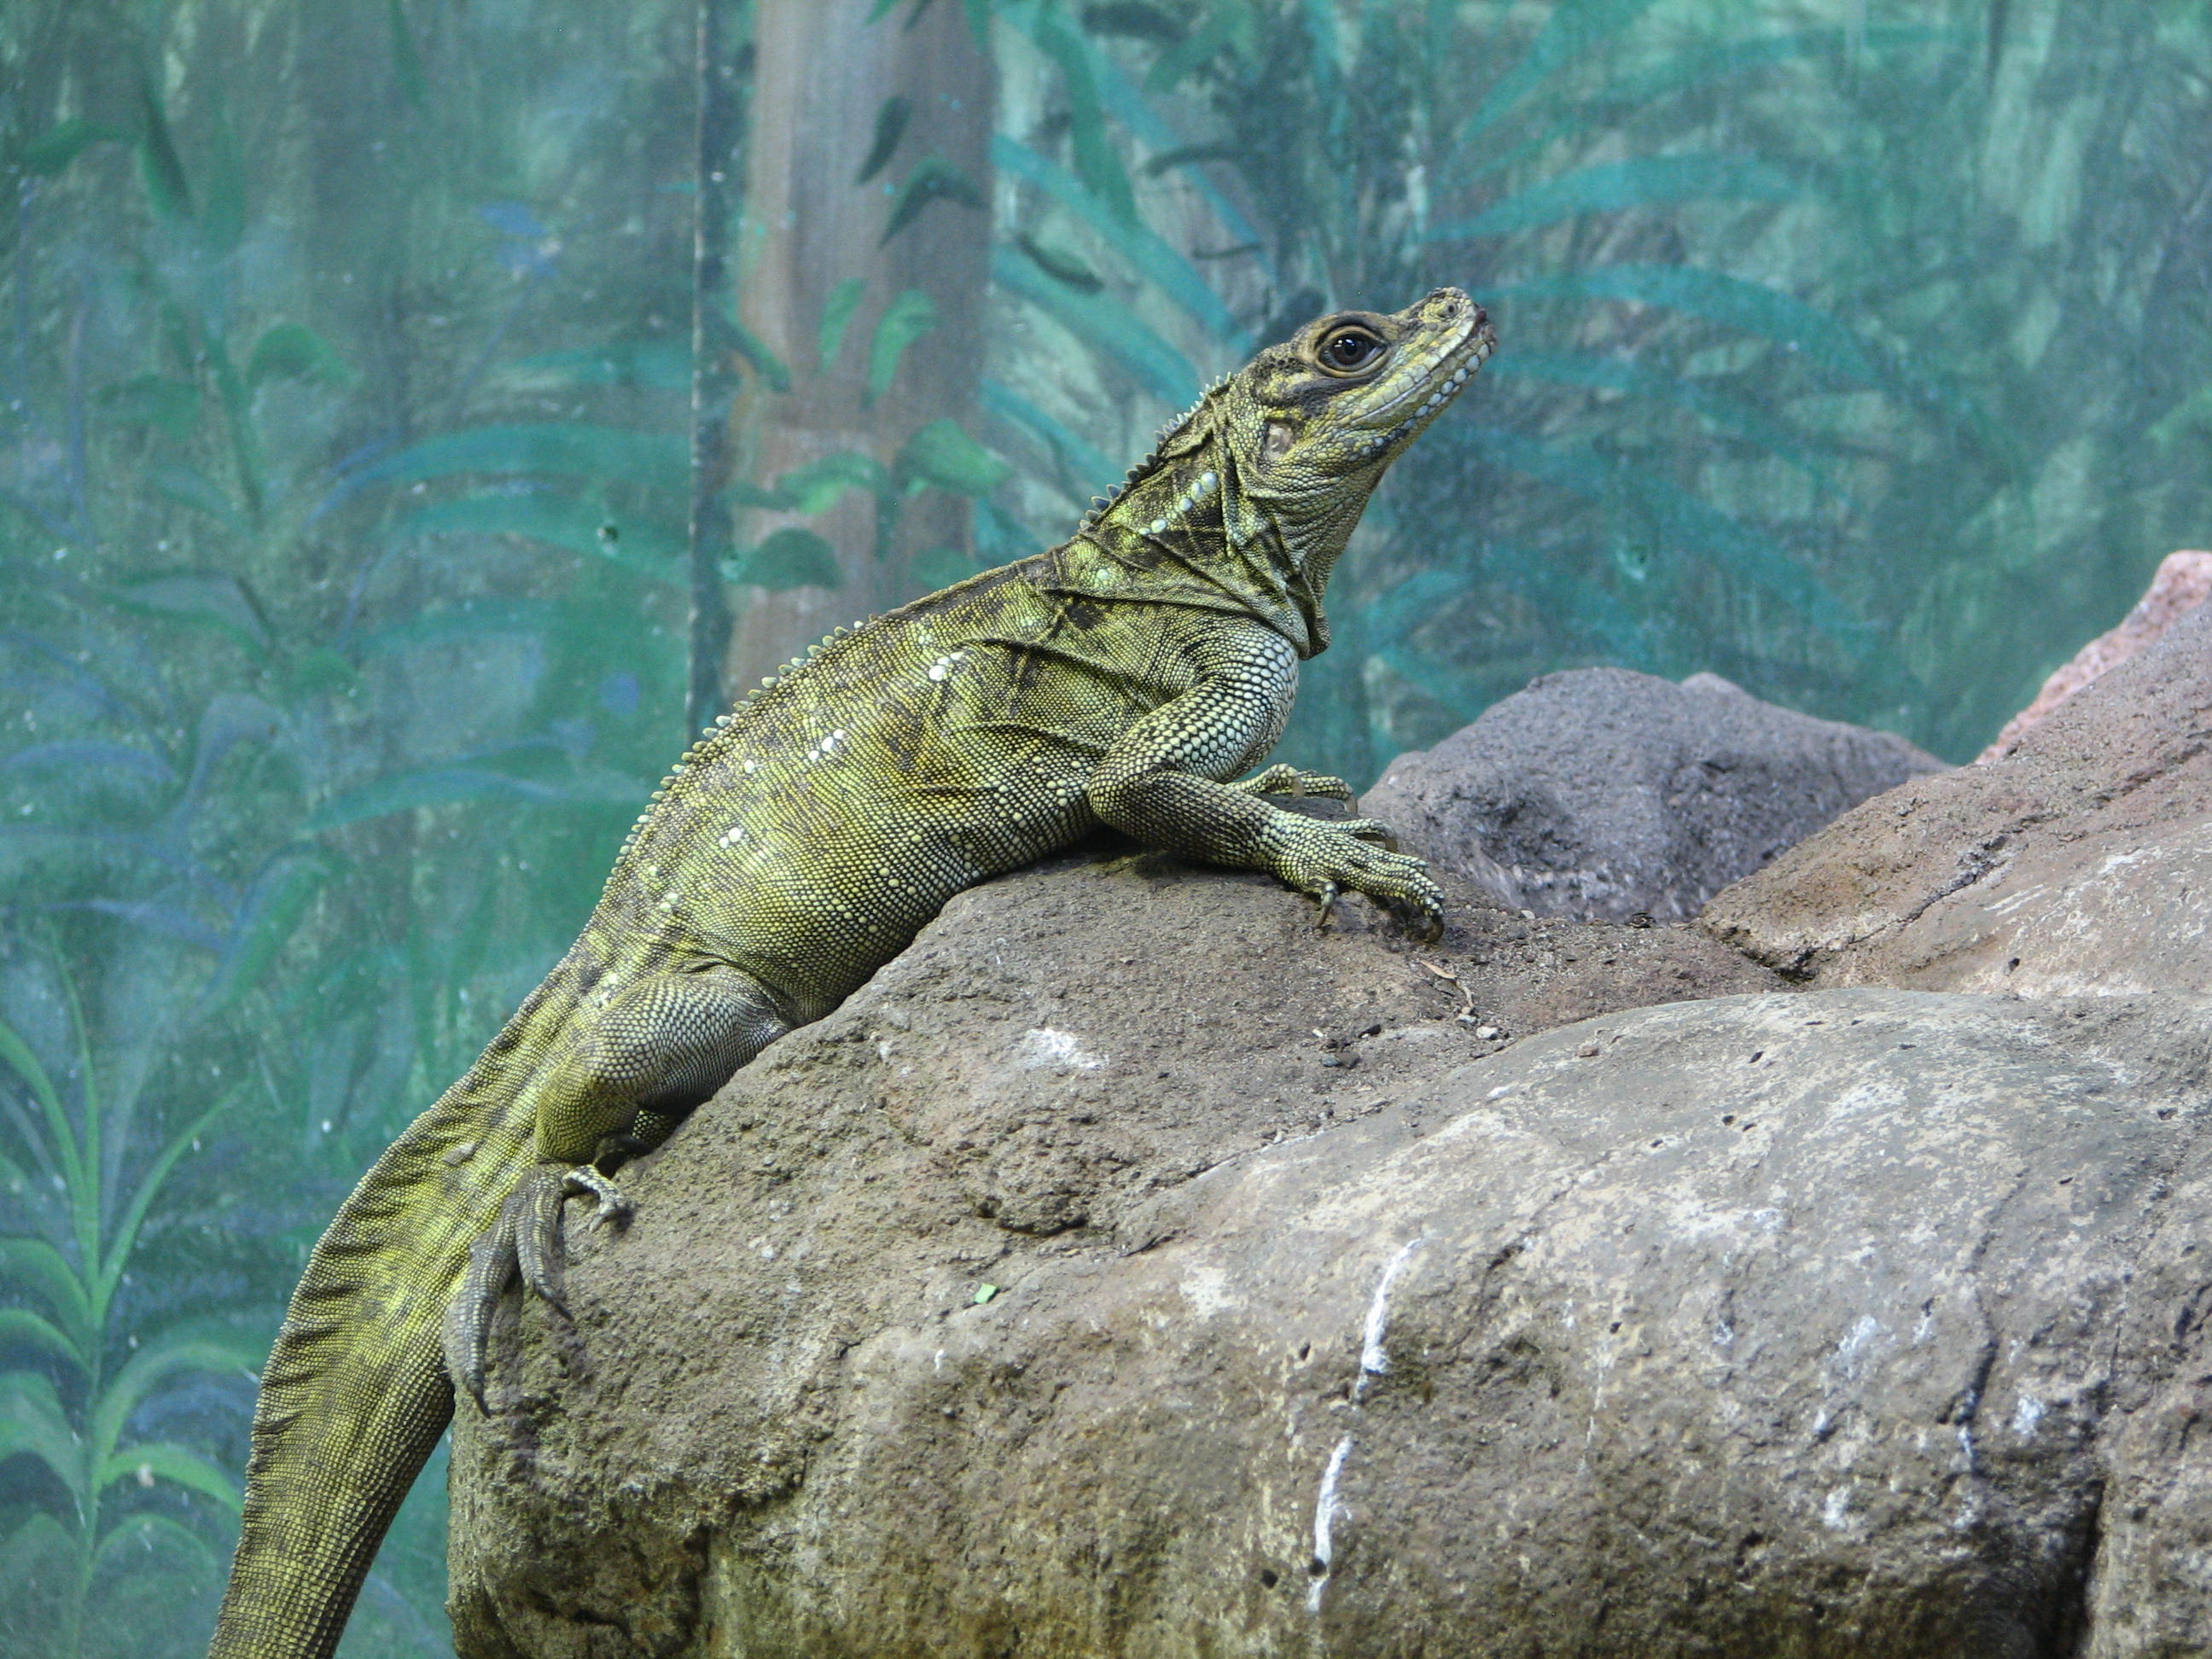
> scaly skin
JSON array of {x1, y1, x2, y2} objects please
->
[{"x1": 209, "y1": 288, "x2": 1493, "y2": 1658}]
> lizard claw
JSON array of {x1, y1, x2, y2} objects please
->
[
  {"x1": 1313, "y1": 881, "x2": 1341, "y2": 930},
  {"x1": 445, "y1": 1165, "x2": 632, "y2": 1411},
  {"x1": 562, "y1": 1166, "x2": 633, "y2": 1231}
]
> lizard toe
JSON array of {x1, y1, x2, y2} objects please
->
[
  {"x1": 442, "y1": 1190, "x2": 524, "y2": 1412},
  {"x1": 514, "y1": 1171, "x2": 571, "y2": 1312}
]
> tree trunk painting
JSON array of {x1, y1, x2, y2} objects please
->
[{"x1": 721, "y1": 0, "x2": 995, "y2": 696}]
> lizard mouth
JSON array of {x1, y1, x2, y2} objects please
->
[{"x1": 1349, "y1": 298, "x2": 1495, "y2": 457}]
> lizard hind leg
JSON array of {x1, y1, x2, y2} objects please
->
[{"x1": 442, "y1": 963, "x2": 790, "y2": 1408}]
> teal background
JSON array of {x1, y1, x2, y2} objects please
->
[{"x1": 3, "y1": 3, "x2": 2207, "y2": 1652}]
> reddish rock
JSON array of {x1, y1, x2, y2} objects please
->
[{"x1": 1978, "y1": 549, "x2": 2212, "y2": 762}]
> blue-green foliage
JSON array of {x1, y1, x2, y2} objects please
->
[
  {"x1": 977, "y1": 0, "x2": 2212, "y2": 783},
  {"x1": 9, "y1": 4, "x2": 2212, "y2": 1656}
]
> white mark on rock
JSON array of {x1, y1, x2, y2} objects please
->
[
  {"x1": 1016, "y1": 1027, "x2": 1103, "y2": 1071},
  {"x1": 1307, "y1": 1434, "x2": 1354, "y2": 1613},
  {"x1": 1821, "y1": 1487, "x2": 1853, "y2": 1531},
  {"x1": 1179, "y1": 1265, "x2": 1233, "y2": 1318},
  {"x1": 1354, "y1": 1238, "x2": 1426, "y2": 1401},
  {"x1": 2011, "y1": 1394, "x2": 2045, "y2": 1438}
]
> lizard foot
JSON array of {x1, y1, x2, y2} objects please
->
[
  {"x1": 444, "y1": 1165, "x2": 633, "y2": 1411},
  {"x1": 1233, "y1": 763, "x2": 1354, "y2": 802},
  {"x1": 1265, "y1": 818, "x2": 1447, "y2": 944}
]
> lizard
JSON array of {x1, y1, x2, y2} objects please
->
[{"x1": 208, "y1": 285, "x2": 1493, "y2": 1659}]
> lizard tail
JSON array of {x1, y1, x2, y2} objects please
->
[{"x1": 209, "y1": 1063, "x2": 538, "y2": 1659}]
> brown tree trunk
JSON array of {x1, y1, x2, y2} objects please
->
[
  {"x1": 687, "y1": 0, "x2": 743, "y2": 735},
  {"x1": 721, "y1": 0, "x2": 994, "y2": 695}
]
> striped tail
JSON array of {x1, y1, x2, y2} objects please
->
[{"x1": 209, "y1": 1031, "x2": 546, "y2": 1659}]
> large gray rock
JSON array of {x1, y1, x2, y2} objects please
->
[
  {"x1": 445, "y1": 844, "x2": 2212, "y2": 1659},
  {"x1": 1699, "y1": 602, "x2": 2212, "y2": 995},
  {"x1": 1363, "y1": 667, "x2": 1946, "y2": 924},
  {"x1": 442, "y1": 847, "x2": 1778, "y2": 1656}
]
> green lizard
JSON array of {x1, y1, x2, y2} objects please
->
[{"x1": 209, "y1": 287, "x2": 1492, "y2": 1659}]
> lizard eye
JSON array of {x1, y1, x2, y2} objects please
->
[{"x1": 1318, "y1": 327, "x2": 1386, "y2": 374}]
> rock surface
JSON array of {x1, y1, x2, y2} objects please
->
[
  {"x1": 1361, "y1": 667, "x2": 1944, "y2": 924},
  {"x1": 1979, "y1": 550, "x2": 2212, "y2": 762},
  {"x1": 445, "y1": 900, "x2": 2212, "y2": 1656},
  {"x1": 1700, "y1": 602, "x2": 2212, "y2": 996},
  {"x1": 444, "y1": 847, "x2": 1780, "y2": 1657}
]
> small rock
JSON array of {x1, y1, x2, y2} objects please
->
[{"x1": 1362, "y1": 667, "x2": 1943, "y2": 924}]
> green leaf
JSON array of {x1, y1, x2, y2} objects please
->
[
  {"x1": 110, "y1": 570, "x2": 271, "y2": 654},
  {"x1": 1464, "y1": 426, "x2": 1866, "y2": 649},
  {"x1": 725, "y1": 528, "x2": 843, "y2": 591},
  {"x1": 1145, "y1": 9, "x2": 1235, "y2": 92},
  {"x1": 723, "y1": 317, "x2": 794, "y2": 393},
  {"x1": 0, "y1": 1243, "x2": 91, "y2": 1349},
  {"x1": 1431, "y1": 154, "x2": 1798, "y2": 241},
  {"x1": 0, "y1": 1369, "x2": 83, "y2": 1496},
  {"x1": 304, "y1": 767, "x2": 614, "y2": 834},
  {"x1": 95, "y1": 375, "x2": 201, "y2": 439},
  {"x1": 147, "y1": 463, "x2": 245, "y2": 533},
  {"x1": 98, "y1": 1099, "x2": 231, "y2": 1310},
  {"x1": 99, "y1": 1441, "x2": 242, "y2": 1513},
  {"x1": 200, "y1": 855, "x2": 333, "y2": 1013},
  {"x1": 386, "y1": 491, "x2": 684, "y2": 582},
  {"x1": 1453, "y1": 0, "x2": 1663, "y2": 152},
  {"x1": 881, "y1": 155, "x2": 986, "y2": 246},
  {"x1": 771, "y1": 452, "x2": 893, "y2": 515},
  {"x1": 867, "y1": 288, "x2": 938, "y2": 405},
  {"x1": 201, "y1": 111, "x2": 247, "y2": 258},
  {"x1": 134, "y1": 75, "x2": 193, "y2": 222},
  {"x1": 20, "y1": 119, "x2": 132, "y2": 177},
  {"x1": 0, "y1": 1307, "x2": 89, "y2": 1373},
  {"x1": 347, "y1": 424, "x2": 689, "y2": 492},
  {"x1": 909, "y1": 545, "x2": 981, "y2": 592},
  {"x1": 1029, "y1": 9, "x2": 1138, "y2": 225},
  {"x1": 92, "y1": 1511, "x2": 223, "y2": 1578},
  {"x1": 818, "y1": 277, "x2": 868, "y2": 371},
  {"x1": 388, "y1": 0, "x2": 429, "y2": 108},
  {"x1": 991, "y1": 137, "x2": 1238, "y2": 342},
  {"x1": 990, "y1": 245, "x2": 1199, "y2": 406},
  {"x1": 978, "y1": 378, "x2": 1117, "y2": 502},
  {"x1": 894, "y1": 419, "x2": 1010, "y2": 497},
  {"x1": 855, "y1": 95, "x2": 911, "y2": 185},
  {"x1": 350, "y1": 598, "x2": 561, "y2": 659},
  {"x1": 1491, "y1": 265, "x2": 1883, "y2": 387},
  {"x1": 89, "y1": 1330, "x2": 265, "y2": 1470},
  {"x1": 496, "y1": 341, "x2": 691, "y2": 392},
  {"x1": 1487, "y1": 351, "x2": 1837, "y2": 486},
  {"x1": 247, "y1": 323, "x2": 357, "y2": 388}
]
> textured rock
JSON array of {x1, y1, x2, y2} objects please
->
[
  {"x1": 1700, "y1": 602, "x2": 2212, "y2": 995},
  {"x1": 1979, "y1": 550, "x2": 2212, "y2": 762},
  {"x1": 445, "y1": 948, "x2": 2212, "y2": 1656},
  {"x1": 1361, "y1": 667, "x2": 1944, "y2": 924},
  {"x1": 442, "y1": 842, "x2": 1780, "y2": 1657}
]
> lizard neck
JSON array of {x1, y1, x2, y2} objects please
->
[{"x1": 1062, "y1": 434, "x2": 1369, "y2": 659}]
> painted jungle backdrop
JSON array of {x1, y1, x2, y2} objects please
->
[{"x1": 5, "y1": 1, "x2": 2210, "y2": 1651}]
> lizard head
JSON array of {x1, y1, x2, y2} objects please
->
[
  {"x1": 1071, "y1": 288, "x2": 1491, "y2": 657},
  {"x1": 1233, "y1": 287, "x2": 1492, "y2": 487}
]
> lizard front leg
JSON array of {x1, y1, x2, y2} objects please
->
[
  {"x1": 1086, "y1": 627, "x2": 1444, "y2": 939},
  {"x1": 442, "y1": 962, "x2": 789, "y2": 1407}
]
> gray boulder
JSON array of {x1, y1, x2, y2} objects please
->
[
  {"x1": 445, "y1": 842, "x2": 2212, "y2": 1659},
  {"x1": 443, "y1": 848, "x2": 1778, "y2": 1656},
  {"x1": 1363, "y1": 667, "x2": 1946, "y2": 923},
  {"x1": 1699, "y1": 601, "x2": 2212, "y2": 995}
]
